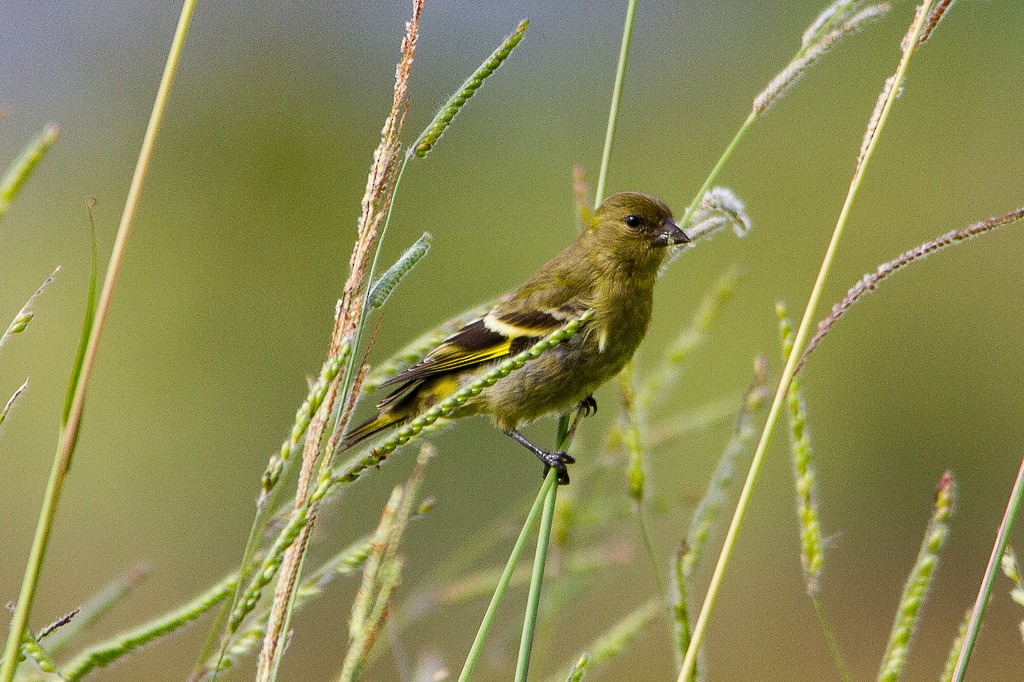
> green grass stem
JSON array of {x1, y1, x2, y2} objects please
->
[
  {"x1": 458, "y1": 471, "x2": 557, "y2": 682},
  {"x1": 938, "y1": 611, "x2": 970, "y2": 682},
  {"x1": 593, "y1": 0, "x2": 637, "y2": 204},
  {"x1": 950, "y1": 452, "x2": 1024, "y2": 681},
  {"x1": 514, "y1": 469, "x2": 560, "y2": 682},
  {"x1": 0, "y1": 3, "x2": 197, "y2": 679},
  {"x1": 679, "y1": 5, "x2": 938, "y2": 679}
]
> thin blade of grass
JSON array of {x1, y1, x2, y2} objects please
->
[
  {"x1": 61, "y1": 203, "x2": 98, "y2": 432},
  {"x1": 680, "y1": 5, "x2": 941, "y2": 678},
  {"x1": 949, "y1": 452, "x2": 1024, "y2": 681},
  {"x1": 0, "y1": 2, "x2": 198, "y2": 677}
]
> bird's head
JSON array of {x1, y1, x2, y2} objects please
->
[{"x1": 590, "y1": 192, "x2": 689, "y2": 251}]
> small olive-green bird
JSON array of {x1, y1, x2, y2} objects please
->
[{"x1": 343, "y1": 192, "x2": 689, "y2": 483}]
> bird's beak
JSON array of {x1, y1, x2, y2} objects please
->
[{"x1": 655, "y1": 218, "x2": 690, "y2": 247}]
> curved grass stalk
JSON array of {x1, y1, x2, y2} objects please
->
[
  {"x1": 678, "y1": 1, "x2": 891, "y2": 233},
  {"x1": 797, "y1": 207, "x2": 1024, "y2": 371},
  {"x1": 678, "y1": 4, "x2": 940, "y2": 680},
  {"x1": 61, "y1": 573, "x2": 236, "y2": 681}
]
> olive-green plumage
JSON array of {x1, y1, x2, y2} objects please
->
[{"x1": 343, "y1": 191, "x2": 689, "y2": 482}]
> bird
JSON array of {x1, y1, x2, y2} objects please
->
[{"x1": 342, "y1": 191, "x2": 690, "y2": 483}]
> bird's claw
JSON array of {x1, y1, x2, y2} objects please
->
[
  {"x1": 578, "y1": 395, "x2": 598, "y2": 417},
  {"x1": 540, "y1": 450, "x2": 575, "y2": 485}
]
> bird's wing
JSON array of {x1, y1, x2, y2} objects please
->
[{"x1": 378, "y1": 300, "x2": 586, "y2": 391}]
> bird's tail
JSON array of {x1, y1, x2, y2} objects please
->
[{"x1": 341, "y1": 410, "x2": 407, "y2": 450}]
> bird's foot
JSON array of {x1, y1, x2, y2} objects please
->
[
  {"x1": 578, "y1": 395, "x2": 598, "y2": 417},
  {"x1": 540, "y1": 450, "x2": 575, "y2": 485},
  {"x1": 505, "y1": 428, "x2": 576, "y2": 485}
]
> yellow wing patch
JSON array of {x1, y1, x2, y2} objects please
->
[{"x1": 380, "y1": 318, "x2": 517, "y2": 387}]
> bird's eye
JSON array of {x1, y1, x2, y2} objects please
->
[{"x1": 624, "y1": 214, "x2": 642, "y2": 229}]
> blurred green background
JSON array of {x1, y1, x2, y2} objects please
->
[{"x1": 2, "y1": 1, "x2": 1023, "y2": 679}]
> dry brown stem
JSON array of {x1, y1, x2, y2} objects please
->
[{"x1": 254, "y1": 2, "x2": 424, "y2": 677}]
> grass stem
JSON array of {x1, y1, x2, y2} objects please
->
[
  {"x1": 677, "y1": 112, "x2": 756, "y2": 232},
  {"x1": 514, "y1": 470, "x2": 560, "y2": 682},
  {"x1": 677, "y1": 4, "x2": 937, "y2": 680},
  {"x1": 594, "y1": 0, "x2": 638, "y2": 204},
  {"x1": 0, "y1": 3, "x2": 197, "y2": 679},
  {"x1": 950, "y1": 452, "x2": 1024, "y2": 681},
  {"x1": 458, "y1": 471, "x2": 557, "y2": 682}
]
